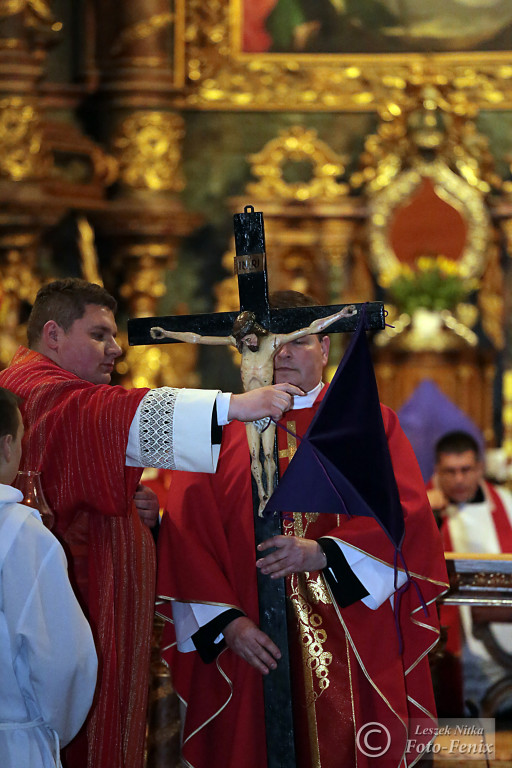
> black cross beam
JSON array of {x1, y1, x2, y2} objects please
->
[{"x1": 128, "y1": 205, "x2": 385, "y2": 768}]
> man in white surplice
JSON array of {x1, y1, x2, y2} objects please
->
[
  {"x1": 0, "y1": 386, "x2": 98, "y2": 768},
  {"x1": 428, "y1": 430, "x2": 512, "y2": 712}
]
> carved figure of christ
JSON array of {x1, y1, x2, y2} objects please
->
[{"x1": 151, "y1": 303, "x2": 356, "y2": 513}]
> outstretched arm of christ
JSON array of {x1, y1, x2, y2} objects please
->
[
  {"x1": 275, "y1": 304, "x2": 357, "y2": 348},
  {"x1": 150, "y1": 327, "x2": 235, "y2": 346}
]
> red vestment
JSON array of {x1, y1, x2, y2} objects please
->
[
  {"x1": 427, "y1": 477, "x2": 512, "y2": 713},
  {"x1": 0, "y1": 347, "x2": 156, "y2": 768},
  {"x1": 157, "y1": 389, "x2": 448, "y2": 768}
]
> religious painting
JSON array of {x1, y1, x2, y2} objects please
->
[
  {"x1": 242, "y1": 0, "x2": 512, "y2": 55},
  {"x1": 182, "y1": 0, "x2": 512, "y2": 110}
]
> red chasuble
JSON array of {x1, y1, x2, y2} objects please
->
[
  {"x1": 0, "y1": 347, "x2": 156, "y2": 768},
  {"x1": 157, "y1": 388, "x2": 448, "y2": 768}
]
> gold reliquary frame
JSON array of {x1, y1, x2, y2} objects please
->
[
  {"x1": 177, "y1": 1, "x2": 512, "y2": 111},
  {"x1": 368, "y1": 160, "x2": 490, "y2": 282}
]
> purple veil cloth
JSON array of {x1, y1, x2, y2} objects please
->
[
  {"x1": 397, "y1": 380, "x2": 484, "y2": 482},
  {"x1": 264, "y1": 306, "x2": 405, "y2": 550}
]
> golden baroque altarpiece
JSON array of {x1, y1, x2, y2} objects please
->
[
  {"x1": 1, "y1": 0, "x2": 512, "y2": 446},
  {"x1": 2, "y1": 1, "x2": 512, "y2": 762}
]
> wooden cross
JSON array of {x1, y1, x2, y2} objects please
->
[{"x1": 128, "y1": 206, "x2": 385, "y2": 768}]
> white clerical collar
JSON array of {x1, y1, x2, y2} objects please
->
[{"x1": 292, "y1": 381, "x2": 324, "y2": 410}]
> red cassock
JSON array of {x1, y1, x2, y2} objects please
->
[
  {"x1": 0, "y1": 347, "x2": 156, "y2": 768},
  {"x1": 157, "y1": 388, "x2": 448, "y2": 768}
]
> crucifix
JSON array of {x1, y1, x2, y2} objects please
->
[{"x1": 128, "y1": 205, "x2": 385, "y2": 768}]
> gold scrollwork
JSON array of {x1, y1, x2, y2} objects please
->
[
  {"x1": 181, "y1": 0, "x2": 512, "y2": 111},
  {"x1": 284, "y1": 514, "x2": 333, "y2": 700},
  {"x1": 291, "y1": 580, "x2": 333, "y2": 700},
  {"x1": 246, "y1": 126, "x2": 348, "y2": 202},
  {"x1": 0, "y1": 96, "x2": 51, "y2": 180},
  {"x1": 113, "y1": 111, "x2": 185, "y2": 192},
  {"x1": 352, "y1": 83, "x2": 501, "y2": 196}
]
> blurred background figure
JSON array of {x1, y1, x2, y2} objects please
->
[{"x1": 428, "y1": 430, "x2": 512, "y2": 718}]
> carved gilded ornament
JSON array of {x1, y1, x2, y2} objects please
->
[
  {"x1": 180, "y1": 0, "x2": 512, "y2": 111},
  {"x1": 113, "y1": 112, "x2": 185, "y2": 192},
  {"x1": 352, "y1": 84, "x2": 501, "y2": 195},
  {"x1": 375, "y1": 302, "x2": 483, "y2": 350},
  {"x1": 368, "y1": 160, "x2": 490, "y2": 282},
  {"x1": 246, "y1": 126, "x2": 348, "y2": 202},
  {"x1": 478, "y1": 239, "x2": 505, "y2": 350},
  {"x1": 0, "y1": 248, "x2": 41, "y2": 368},
  {"x1": 119, "y1": 254, "x2": 168, "y2": 311},
  {"x1": 0, "y1": 97, "x2": 51, "y2": 180},
  {"x1": 357, "y1": 83, "x2": 504, "y2": 351},
  {"x1": 114, "y1": 248, "x2": 199, "y2": 389},
  {"x1": 115, "y1": 333, "x2": 199, "y2": 390}
]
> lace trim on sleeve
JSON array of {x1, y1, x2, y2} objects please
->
[{"x1": 139, "y1": 387, "x2": 180, "y2": 469}]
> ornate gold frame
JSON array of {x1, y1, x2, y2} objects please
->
[
  {"x1": 177, "y1": 0, "x2": 512, "y2": 111},
  {"x1": 368, "y1": 160, "x2": 490, "y2": 280}
]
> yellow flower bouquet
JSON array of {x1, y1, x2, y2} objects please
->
[{"x1": 380, "y1": 256, "x2": 478, "y2": 316}]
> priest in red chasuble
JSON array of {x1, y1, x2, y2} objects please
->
[
  {"x1": 157, "y1": 291, "x2": 448, "y2": 768},
  {"x1": 0, "y1": 278, "x2": 299, "y2": 768}
]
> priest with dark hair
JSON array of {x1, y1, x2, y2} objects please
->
[{"x1": 157, "y1": 291, "x2": 448, "y2": 768}]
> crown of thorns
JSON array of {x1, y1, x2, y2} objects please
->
[{"x1": 232, "y1": 311, "x2": 269, "y2": 350}]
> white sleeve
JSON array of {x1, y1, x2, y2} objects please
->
[
  {"x1": 215, "y1": 392, "x2": 232, "y2": 425},
  {"x1": 126, "y1": 387, "x2": 224, "y2": 473},
  {"x1": 4, "y1": 525, "x2": 98, "y2": 746},
  {"x1": 172, "y1": 601, "x2": 228, "y2": 653},
  {"x1": 331, "y1": 540, "x2": 407, "y2": 610}
]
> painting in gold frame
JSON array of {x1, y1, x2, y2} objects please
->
[
  {"x1": 241, "y1": 1, "x2": 512, "y2": 56},
  {"x1": 178, "y1": 0, "x2": 512, "y2": 111}
]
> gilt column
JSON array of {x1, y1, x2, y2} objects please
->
[
  {"x1": 90, "y1": 3, "x2": 196, "y2": 766},
  {"x1": 91, "y1": 0, "x2": 201, "y2": 389},
  {"x1": 0, "y1": 1, "x2": 63, "y2": 365}
]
